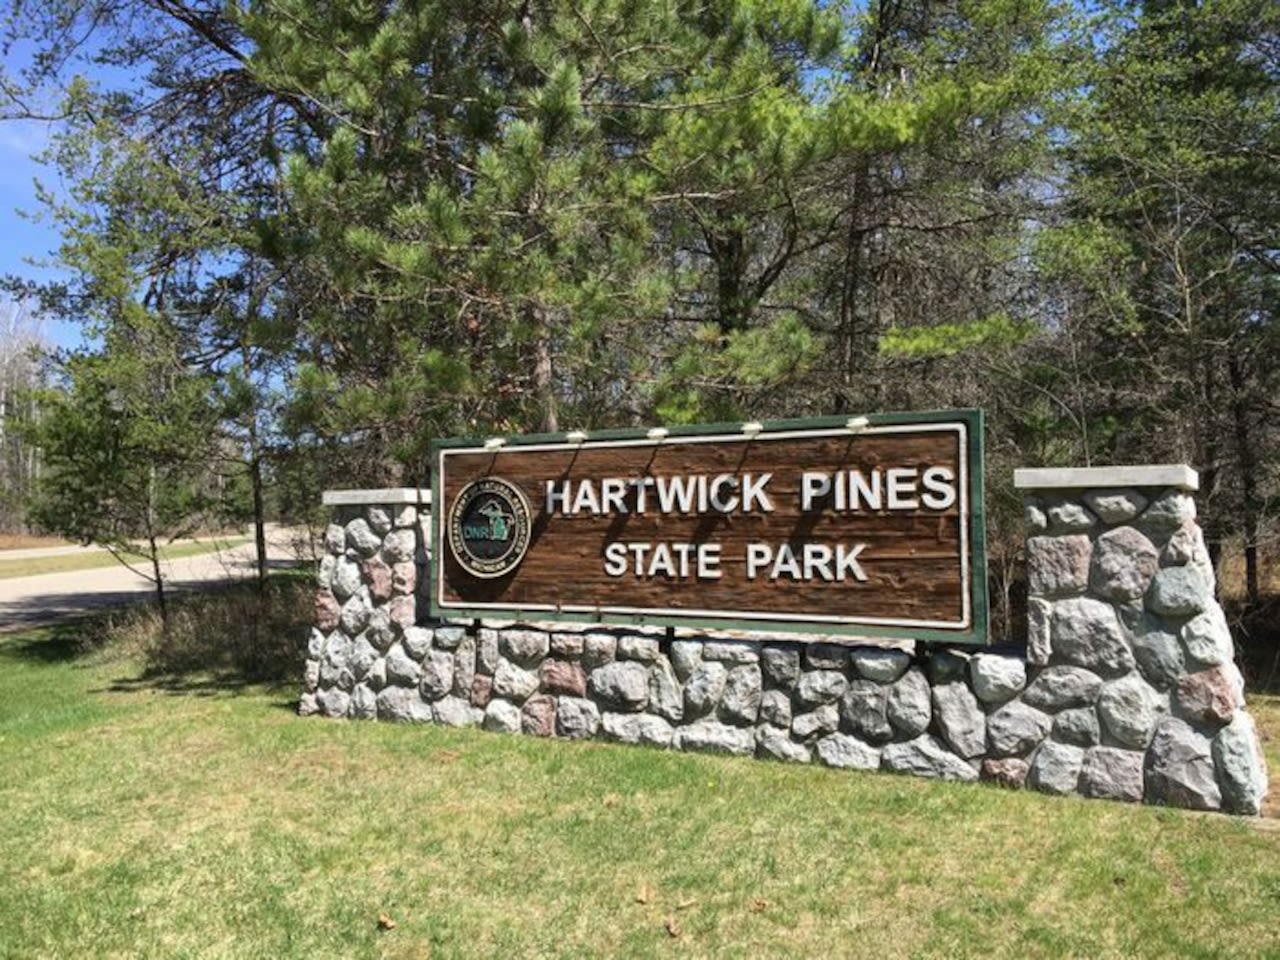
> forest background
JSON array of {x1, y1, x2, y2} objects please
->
[{"x1": 0, "y1": 0, "x2": 1276, "y2": 676}]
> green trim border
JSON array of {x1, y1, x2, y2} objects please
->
[{"x1": 430, "y1": 409, "x2": 989, "y2": 646}]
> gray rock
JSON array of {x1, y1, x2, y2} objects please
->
[
  {"x1": 385, "y1": 645, "x2": 422, "y2": 687},
  {"x1": 366, "y1": 505, "x2": 392, "y2": 535},
  {"x1": 350, "y1": 683, "x2": 377, "y2": 719},
  {"x1": 926, "y1": 649, "x2": 970, "y2": 684},
  {"x1": 1079, "y1": 746, "x2": 1144, "y2": 802},
  {"x1": 317, "y1": 554, "x2": 337, "y2": 592},
  {"x1": 1147, "y1": 566, "x2": 1211, "y2": 618},
  {"x1": 381, "y1": 528, "x2": 416, "y2": 563},
  {"x1": 452, "y1": 636, "x2": 477, "y2": 698},
  {"x1": 365, "y1": 658, "x2": 387, "y2": 691},
  {"x1": 841, "y1": 678, "x2": 893, "y2": 744},
  {"x1": 298, "y1": 692, "x2": 319, "y2": 716},
  {"x1": 589, "y1": 660, "x2": 650, "y2": 711},
  {"x1": 1141, "y1": 491, "x2": 1196, "y2": 533},
  {"x1": 1213, "y1": 713, "x2": 1269, "y2": 816},
  {"x1": 804, "y1": 643, "x2": 848, "y2": 670},
  {"x1": 549, "y1": 632, "x2": 584, "y2": 657},
  {"x1": 1181, "y1": 607, "x2": 1234, "y2": 669},
  {"x1": 376, "y1": 686, "x2": 427, "y2": 722},
  {"x1": 760, "y1": 688, "x2": 793, "y2": 727},
  {"x1": 556, "y1": 697, "x2": 601, "y2": 740},
  {"x1": 401, "y1": 626, "x2": 433, "y2": 660},
  {"x1": 1025, "y1": 501, "x2": 1048, "y2": 531},
  {"x1": 987, "y1": 701, "x2": 1052, "y2": 757},
  {"x1": 322, "y1": 630, "x2": 350, "y2": 666},
  {"x1": 815, "y1": 733, "x2": 881, "y2": 770},
  {"x1": 601, "y1": 711, "x2": 674, "y2": 747},
  {"x1": 1083, "y1": 489, "x2": 1148, "y2": 524},
  {"x1": 719, "y1": 665, "x2": 763, "y2": 725},
  {"x1": 675, "y1": 719, "x2": 754, "y2": 755},
  {"x1": 1048, "y1": 500, "x2": 1096, "y2": 532},
  {"x1": 434, "y1": 626, "x2": 466, "y2": 651},
  {"x1": 348, "y1": 635, "x2": 379, "y2": 680},
  {"x1": 702, "y1": 640, "x2": 760, "y2": 664},
  {"x1": 483, "y1": 699, "x2": 522, "y2": 733},
  {"x1": 1026, "y1": 534, "x2": 1092, "y2": 596},
  {"x1": 648, "y1": 659, "x2": 683, "y2": 722},
  {"x1": 1029, "y1": 741, "x2": 1084, "y2": 795},
  {"x1": 307, "y1": 627, "x2": 327, "y2": 660},
  {"x1": 319, "y1": 660, "x2": 354, "y2": 692},
  {"x1": 970, "y1": 654, "x2": 1027, "y2": 704},
  {"x1": 618, "y1": 635, "x2": 660, "y2": 662},
  {"x1": 761, "y1": 646, "x2": 801, "y2": 688},
  {"x1": 339, "y1": 589, "x2": 373, "y2": 637},
  {"x1": 1098, "y1": 673, "x2": 1162, "y2": 748},
  {"x1": 477, "y1": 629, "x2": 501, "y2": 674},
  {"x1": 1051, "y1": 597, "x2": 1135, "y2": 677},
  {"x1": 365, "y1": 608, "x2": 395, "y2": 652},
  {"x1": 1090, "y1": 527, "x2": 1159, "y2": 602},
  {"x1": 1131, "y1": 620, "x2": 1185, "y2": 689},
  {"x1": 792, "y1": 704, "x2": 839, "y2": 740},
  {"x1": 1026, "y1": 599, "x2": 1052, "y2": 666},
  {"x1": 669, "y1": 640, "x2": 703, "y2": 680},
  {"x1": 303, "y1": 659, "x2": 320, "y2": 692},
  {"x1": 882, "y1": 736, "x2": 978, "y2": 782},
  {"x1": 933, "y1": 682, "x2": 986, "y2": 758},
  {"x1": 851, "y1": 647, "x2": 911, "y2": 683},
  {"x1": 433, "y1": 695, "x2": 480, "y2": 727},
  {"x1": 500, "y1": 629, "x2": 550, "y2": 665},
  {"x1": 1162, "y1": 521, "x2": 1203, "y2": 566},
  {"x1": 345, "y1": 517, "x2": 382, "y2": 556},
  {"x1": 1053, "y1": 707, "x2": 1101, "y2": 747},
  {"x1": 683, "y1": 661, "x2": 727, "y2": 717},
  {"x1": 796, "y1": 669, "x2": 847, "y2": 707},
  {"x1": 1146, "y1": 717, "x2": 1221, "y2": 810},
  {"x1": 1022, "y1": 665, "x2": 1103, "y2": 712},
  {"x1": 757, "y1": 728, "x2": 811, "y2": 763},
  {"x1": 493, "y1": 660, "x2": 540, "y2": 702},
  {"x1": 887, "y1": 667, "x2": 932, "y2": 737},
  {"x1": 323, "y1": 523, "x2": 345, "y2": 555},
  {"x1": 582, "y1": 633, "x2": 617, "y2": 668},
  {"x1": 419, "y1": 650, "x2": 455, "y2": 700}
]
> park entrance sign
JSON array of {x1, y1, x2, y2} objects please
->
[{"x1": 430, "y1": 410, "x2": 987, "y2": 644}]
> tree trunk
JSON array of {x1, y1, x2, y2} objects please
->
[{"x1": 1229, "y1": 352, "x2": 1260, "y2": 610}]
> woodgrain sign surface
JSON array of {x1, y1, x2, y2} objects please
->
[{"x1": 431, "y1": 411, "x2": 987, "y2": 643}]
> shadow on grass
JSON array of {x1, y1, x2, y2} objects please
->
[{"x1": 2, "y1": 575, "x2": 313, "y2": 702}]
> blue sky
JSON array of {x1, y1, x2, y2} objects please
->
[{"x1": 0, "y1": 115, "x2": 82, "y2": 351}]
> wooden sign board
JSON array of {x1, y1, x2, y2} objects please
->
[{"x1": 430, "y1": 410, "x2": 987, "y2": 644}]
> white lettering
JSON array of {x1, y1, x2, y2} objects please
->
[
  {"x1": 849, "y1": 470, "x2": 882, "y2": 511},
  {"x1": 546, "y1": 480, "x2": 571, "y2": 515},
  {"x1": 837, "y1": 543, "x2": 868, "y2": 581},
  {"x1": 656, "y1": 475, "x2": 697, "y2": 513},
  {"x1": 771, "y1": 543, "x2": 803, "y2": 580},
  {"x1": 802, "y1": 543, "x2": 834, "y2": 581},
  {"x1": 921, "y1": 466, "x2": 957, "y2": 510},
  {"x1": 886, "y1": 468, "x2": 918, "y2": 510},
  {"x1": 708, "y1": 474, "x2": 739, "y2": 512},
  {"x1": 600, "y1": 478, "x2": 629, "y2": 514},
  {"x1": 741, "y1": 473, "x2": 774, "y2": 512},
  {"x1": 603, "y1": 542, "x2": 627, "y2": 576},
  {"x1": 697, "y1": 543, "x2": 722, "y2": 579},
  {"x1": 801, "y1": 472, "x2": 831, "y2": 511},
  {"x1": 572, "y1": 479, "x2": 601, "y2": 515},
  {"x1": 746, "y1": 543, "x2": 772, "y2": 578}
]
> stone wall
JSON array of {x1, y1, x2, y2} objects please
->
[{"x1": 300, "y1": 472, "x2": 1269, "y2": 816}]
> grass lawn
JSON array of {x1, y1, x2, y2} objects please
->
[
  {"x1": 1, "y1": 625, "x2": 1278, "y2": 959},
  {"x1": 0, "y1": 537, "x2": 250, "y2": 580}
]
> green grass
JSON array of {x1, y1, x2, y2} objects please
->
[
  {"x1": 0, "y1": 626, "x2": 1278, "y2": 959},
  {"x1": 0, "y1": 537, "x2": 250, "y2": 580}
]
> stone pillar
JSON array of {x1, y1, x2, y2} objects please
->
[
  {"x1": 300, "y1": 489, "x2": 431, "y2": 720},
  {"x1": 1015, "y1": 466, "x2": 1268, "y2": 814}
]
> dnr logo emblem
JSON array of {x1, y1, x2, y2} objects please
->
[{"x1": 447, "y1": 477, "x2": 532, "y2": 579}]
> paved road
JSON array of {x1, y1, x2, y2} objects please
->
[{"x1": 0, "y1": 529, "x2": 316, "y2": 632}]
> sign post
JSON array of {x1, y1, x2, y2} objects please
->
[{"x1": 431, "y1": 410, "x2": 987, "y2": 644}]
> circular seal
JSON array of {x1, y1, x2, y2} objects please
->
[{"x1": 447, "y1": 477, "x2": 532, "y2": 579}]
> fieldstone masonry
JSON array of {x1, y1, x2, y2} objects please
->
[{"x1": 301, "y1": 468, "x2": 1269, "y2": 816}]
